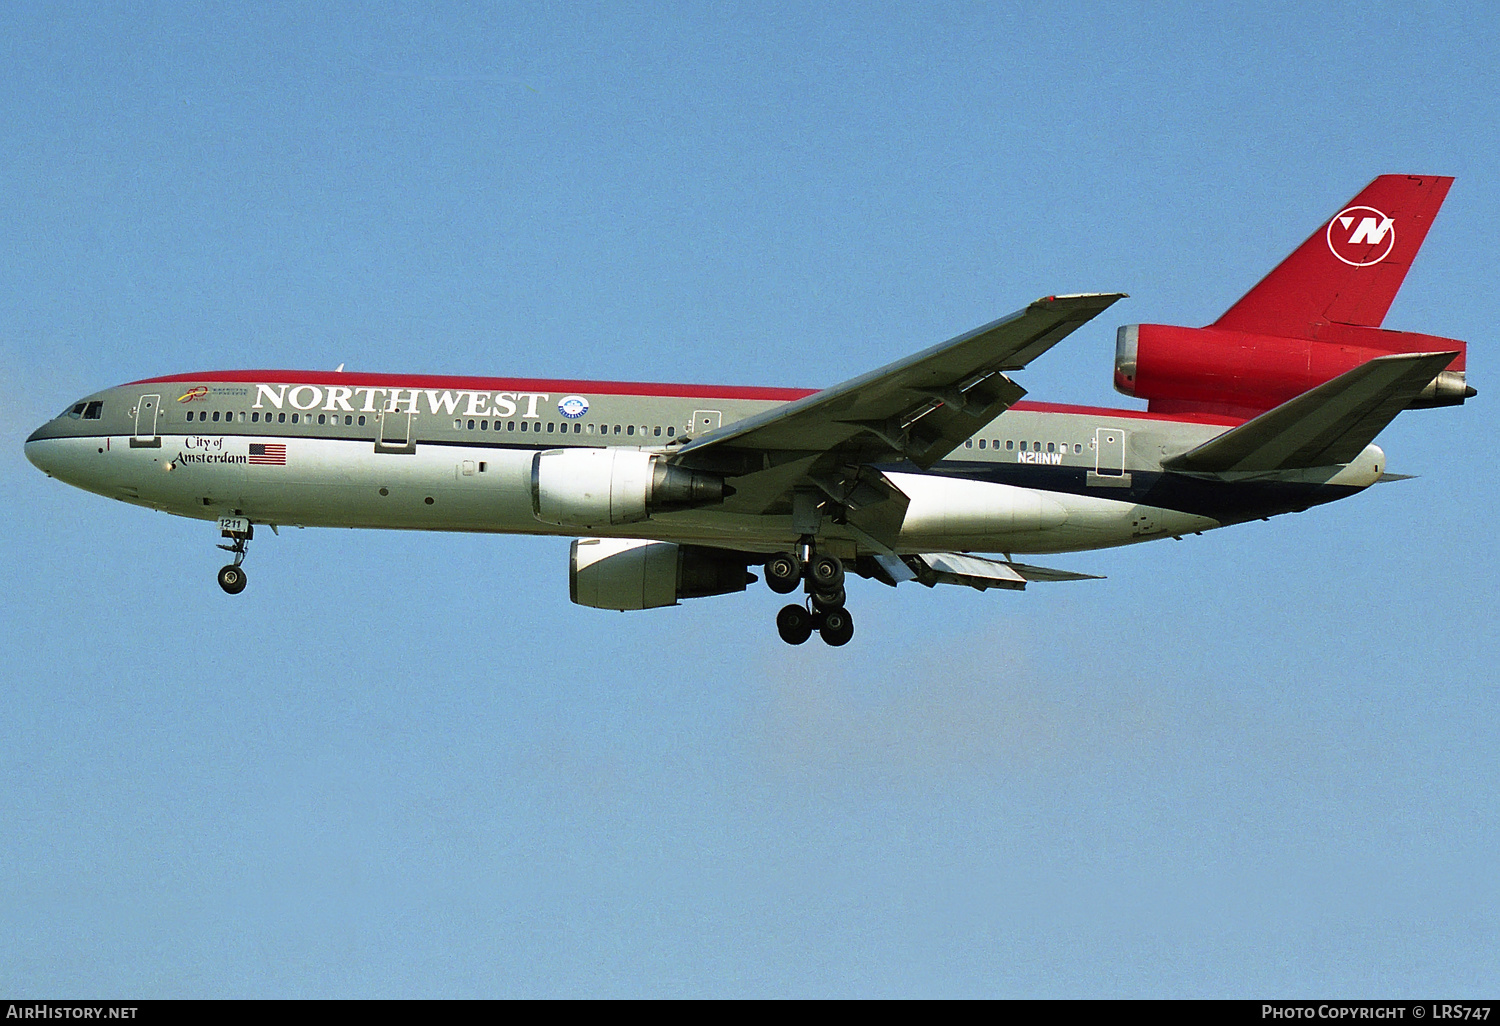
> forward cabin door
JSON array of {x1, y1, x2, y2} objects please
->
[
  {"x1": 376, "y1": 407, "x2": 416, "y2": 454},
  {"x1": 131, "y1": 394, "x2": 161, "y2": 448}
]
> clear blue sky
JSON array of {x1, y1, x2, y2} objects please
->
[{"x1": 3, "y1": 0, "x2": 1497, "y2": 997}]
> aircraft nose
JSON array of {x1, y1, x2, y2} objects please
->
[{"x1": 25, "y1": 425, "x2": 58, "y2": 476}]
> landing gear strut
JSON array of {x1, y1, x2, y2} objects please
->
[
  {"x1": 766, "y1": 546, "x2": 855, "y2": 647},
  {"x1": 216, "y1": 521, "x2": 252, "y2": 595}
]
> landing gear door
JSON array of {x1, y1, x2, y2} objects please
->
[
  {"x1": 690, "y1": 409, "x2": 721, "y2": 438},
  {"x1": 376, "y1": 409, "x2": 416, "y2": 454},
  {"x1": 131, "y1": 394, "x2": 161, "y2": 448}
]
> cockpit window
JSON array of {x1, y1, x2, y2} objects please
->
[
  {"x1": 83, "y1": 401, "x2": 103, "y2": 420},
  {"x1": 65, "y1": 403, "x2": 85, "y2": 419}
]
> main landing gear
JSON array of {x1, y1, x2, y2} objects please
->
[
  {"x1": 216, "y1": 522, "x2": 252, "y2": 595},
  {"x1": 768, "y1": 548, "x2": 855, "y2": 647}
]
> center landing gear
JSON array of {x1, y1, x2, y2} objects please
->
[
  {"x1": 768, "y1": 548, "x2": 855, "y2": 647},
  {"x1": 216, "y1": 521, "x2": 252, "y2": 595}
]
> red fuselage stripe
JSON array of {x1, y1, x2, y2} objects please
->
[{"x1": 128, "y1": 371, "x2": 1244, "y2": 426}]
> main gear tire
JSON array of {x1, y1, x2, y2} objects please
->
[
  {"x1": 809, "y1": 554, "x2": 845, "y2": 592},
  {"x1": 776, "y1": 603, "x2": 815, "y2": 645},
  {"x1": 818, "y1": 606, "x2": 854, "y2": 647},
  {"x1": 811, "y1": 586, "x2": 846, "y2": 611},
  {"x1": 765, "y1": 553, "x2": 802, "y2": 594}
]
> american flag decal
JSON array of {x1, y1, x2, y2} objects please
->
[{"x1": 248, "y1": 443, "x2": 287, "y2": 466}]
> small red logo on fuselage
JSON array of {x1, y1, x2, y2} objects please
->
[
  {"x1": 1327, "y1": 206, "x2": 1396, "y2": 266},
  {"x1": 177, "y1": 386, "x2": 209, "y2": 403}
]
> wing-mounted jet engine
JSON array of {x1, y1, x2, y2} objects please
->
[
  {"x1": 570, "y1": 538, "x2": 755, "y2": 610},
  {"x1": 1114, "y1": 175, "x2": 1473, "y2": 419}
]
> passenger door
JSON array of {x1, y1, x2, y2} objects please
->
[{"x1": 131, "y1": 394, "x2": 161, "y2": 448}]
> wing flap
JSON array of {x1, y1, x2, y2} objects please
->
[
  {"x1": 879, "y1": 552, "x2": 1104, "y2": 592},
  {"x1": 1162, "y1": 351, "x2": 1458, "y2": 474}
]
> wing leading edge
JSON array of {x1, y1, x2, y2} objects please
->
[{"x1": 673, "y1": 293, "x2": 1126, "y2": 473}]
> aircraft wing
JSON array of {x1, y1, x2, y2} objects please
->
[
  {"x1": 673, "y1": 293, "x2": 1126, "y2": 474},
  {"x1": 1162, "y1": 351, "x2": 1458, "y2": 474}
]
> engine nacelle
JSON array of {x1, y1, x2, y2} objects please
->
[
  {"x1": 570, "y1": 538, "x2": 755, "y2": 610},
  {"x1": 1115, "y1": 323, "x2": 1471, "y2": 418},
  {"x1": 531, "y1": 448, "x2": 730, "y2": 529}
]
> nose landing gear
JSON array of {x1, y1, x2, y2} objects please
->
[
  {"x1": 767, "y1": 547, "x2": 855, "y2": 647},
  {"x1": 216, "y1": 520, "x2": 253, "y2": 595}
]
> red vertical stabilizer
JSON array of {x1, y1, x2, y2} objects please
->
[{"x1": 1212, "y1": 174, "x2": 1452, "y2": 338}]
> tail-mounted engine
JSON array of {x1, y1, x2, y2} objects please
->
[
  {"x1": 570, "y1": 538, "x2": 755, "y2": 610},
  {"x1": 1115, "y1": 323, "x2": 1471, "y2": 418},
  {"x1": 532, "y1": 448, "x2": 731, "y2": 529}
]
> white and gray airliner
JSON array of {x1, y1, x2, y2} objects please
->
[{"x1": 26, "y1": 175, "x2": 1472, "y2": 646}]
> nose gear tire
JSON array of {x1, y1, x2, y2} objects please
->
[{"x1": 217, "y1": 564, "x2": 248, "y2": 595}]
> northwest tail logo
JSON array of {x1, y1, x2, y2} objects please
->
[{"x1": 1327, "y1": 206, "x2": 1395, "y2": 266}]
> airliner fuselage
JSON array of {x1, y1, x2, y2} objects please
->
[{"x1": 24, "y1": 176, "x2": 1471, "y2": 647}]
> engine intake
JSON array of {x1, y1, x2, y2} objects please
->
[
  {"x1": 570, "y1": 538, "x2": 755, "y2": 610},
  {"x1": 532, "y1": 448, "x2": 731, "y2": 529}
]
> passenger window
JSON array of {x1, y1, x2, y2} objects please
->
[
  {"x1": 1005, "y1": 440, "x2": 1014, "y2": 450},
  {"x1": 627, "y1": 425, "x2": 635, "y2": 436},
  {"x1": 359, "y1": 416, "x2": 366, "y2": 426},
  {"x1": 1033, "y1": 440, "x2": 1041, "y2": 451},
  {"x1": 345, "y1": 415, "x2": 353, "y2": 425},
  {"x1": 1019, "y1": 441, "x2": 1026, "y2": 451},
  {"x1": 654, "y1": 426, "x2": 661, "y2": 437},
  {"x1": 251, "y1": 412, "x2": 259, "y2": 423},
  {"x1": 318, "y1": 414, "x2": 326, "y2": 425},
  {"x1": 520, "y1": 422, "x2": 528, "y2": 432},
  {"x1": 666, "y1": 426, "x2": 674, "y2": 437},
  {"x1": 478, "y1": 462, "x2": 487, "y2": 472},
  {"x1": 586, "y1": 424, "x2": 595, "y2": 434},
  {"x1": 1074, "y1": 443, "x2": 1082, "y2": 454},
  {"x1": 278, "y1": 413, "x2": 286, "y2": 423},
  {"x1": 454, "y1": 419, "x2": 462, "y2": 429},
  {"x1": 239, "y1": 411, "x2": 246, "y2": 422},
  {"x1": 614, "y1": 425, "x2": 621, "y2": 435},
  {"x1": 507, "y1": 421, "x2": 514, "y2": 431},
  {"x1": 212, "y1": 411, "x2": 220, "y2": 422},
  {"x1": 1047, "y1": 442, "x2": 1055, "y2": 453},
  {"x1": 467, "y1": 419, "x2": 475, "y2": 430},
  {"x1": 978, "y1": 439, "x2": 986, "y2": 449},
  {"x1": 574, "y1": 423, "x2": 581, "y2": 433},
  {"x1": 547, "y1": 423, "x2": 554, "y2": 432},
  {"x1": 292, "y1": 414, "x2": 299, "y2": 424},
  {"x1": 480, "y1": 420, "x2": 488, "y2": 430},
  {"x1": 965, "y1": 439, "x2": 972, "y2": 448}
]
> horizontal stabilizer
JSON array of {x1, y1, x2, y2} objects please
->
[
  {"x1": 876, "y1": 552, "x2": 1103, "y2": 592},
  {"x1": 1163, "y1": 351, "x2": 1457, "y2": 474}
]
